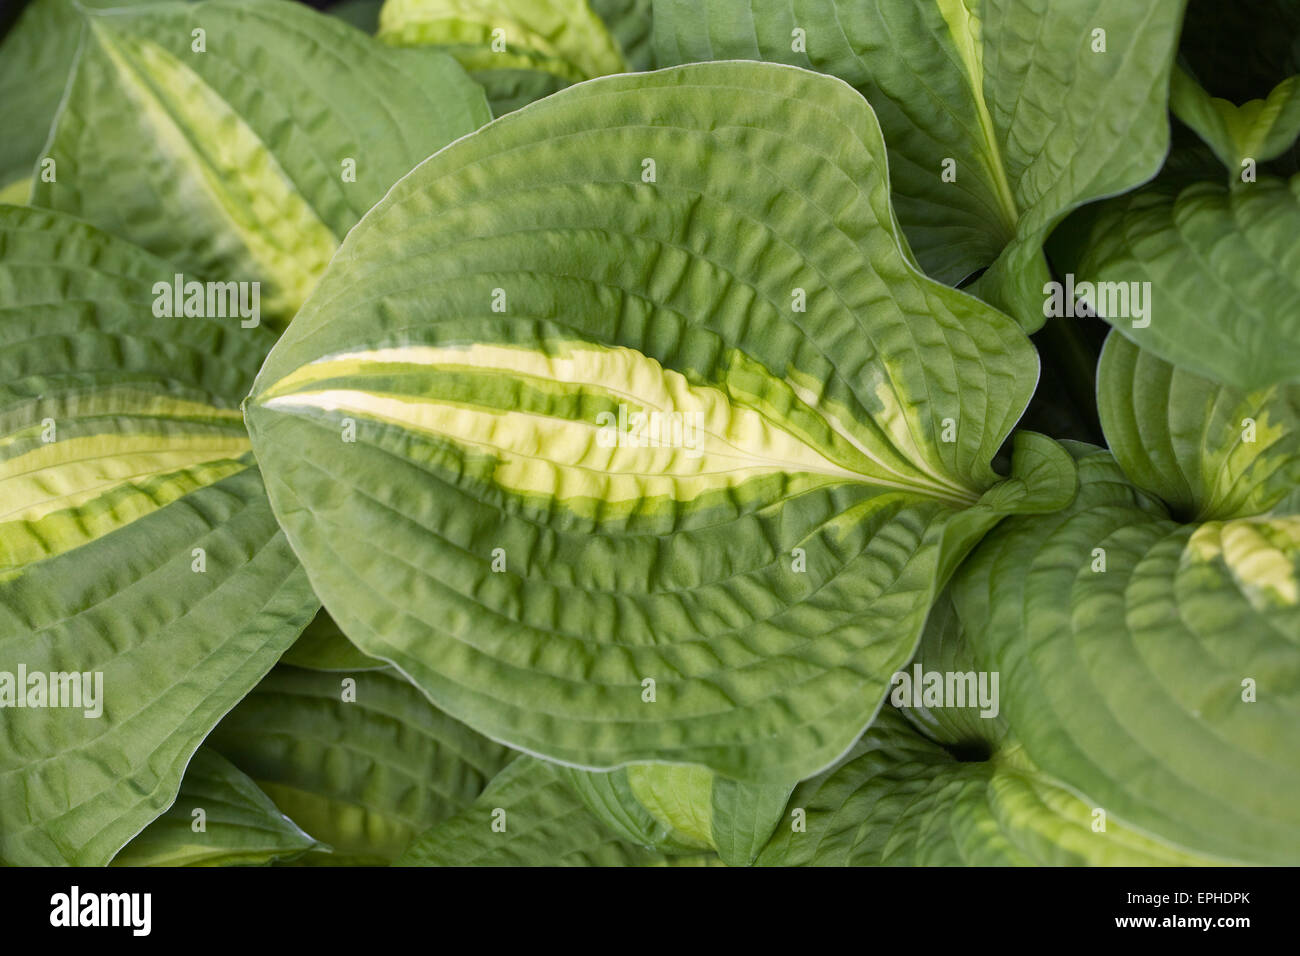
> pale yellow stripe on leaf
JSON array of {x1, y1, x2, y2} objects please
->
[
  {"x1": 0, "y1": 456, "x2": 249, "y2": 573},
  {"x1": 935, "y1": 0, "x2": 1019, "y2": 233},
  {"x1": 91, "y1": 22, "x2": 339, "y2": 320},
  {"x1": 261, "y1": 341, "x2": 989, "y2": 502},
  {"x1": 379, "y1": 0, "x2": 626, "y2": 80},
  {"x1": 264, "y1": 387, "x2": 861, "y2": 504},
  {"x1": 265, "y1": 341, "x2": 867, "y2": 484},
  {"x1": 1, "y1": 432, "x2": 251, "y2": 523},
  {"x1": 1188, "y1": 516, "x2": 1300, "y2": 607}
]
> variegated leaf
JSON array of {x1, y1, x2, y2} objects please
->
[
  {"x1": 31, "y1": 0, "x2": 490, "y2": 328},
  {"x1": 0, "y1": 205, "x2": 317, "y2": 866},
  {"x1": 247, "y1": 63, "x2": 1074, "y2": 783}
]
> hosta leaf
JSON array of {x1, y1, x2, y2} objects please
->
[
  {"x1": 0, "y1": 205, "x2": 318, "y2": 866},
  {"x1": 247, "y1": 62, "x2": 1073, "y2": 783},
  {"x1": 589, "y1": 0, "x2": 654, "y2": 71},
  {"x1": 1170, "y1": 67, "x2": 1300, "y2": 172},
  {"x1": 207, "y1": 666, "x2": 516, "y2": 865},
  {"x1": 708, "y1": 772, "x2": 795, "y2": 867},
  {"x1": 112, "y1": 748, "x2": 324, "y2": 866},
  {"x1": 280, "y1": 609, "x2": 388, "y2": 672},
  {"x1": 563, "y1": 763, "x2": 792, "y2": 865},
  {"x1": 378, "y1": 0, "x2": 645, "y2": 114},
  {"x1": 560, "y1": 765, "x2": 697, "y2": 852},
  {"x1": 31, "y1": 0, "x2": 490, "y2": 328},
  {"x1": 652, "y1": 0, "x2": 1187, "y2": 330},
  {"x1": 1097, "y1": 334, "x2": 1300, "y2": 521},
  {"x1": 757, "y1": 707, "x2": 1221, "y2": 865},
  {"x1": 896, "y1": 590, "x2": 1009, "y2": 753},
  {"x1": 397, "y1": 755, "x2": 722, "y2": 865},
  {"x1": 1062, "y1": 173, "x2": 1300, "y2": 390},
  {"x1": 951, "y1": 416, "x2": 1300, "y2": 864},
  {"x1": 0, "y1": 0, "x2": 162, "y2": 202}
]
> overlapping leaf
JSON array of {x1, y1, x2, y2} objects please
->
[
  {"x1": 563, "y1": 763, "x2": 792, "y2": 865},
  {"x1": 247, "y1": 62, "x2": 1074, "y2": 783},
  {"x1": 1171, "y1": 67, "x2": 1300, "y2": 172},
  {"x1": 950, "y1": 348, "x2": 1300, "y2": 864},
  {"x1": 1059, "y1": 173, "x2": 1300, "y2": 390},
  {"x1": 652, "y1": 0, "x2": 1187, "y2": 330},
  {"x1": 31, "y1": 0, "x2": 490, "y2": 327},
  {"x1": 397, "y1": 756, "x2": 722, "y2": 865},
  {"x1": 0, "y1": 205, "x2": 318, "y2": 866},
  {"x1": 378, "y1": 0, "x2": 650, "y2": 114},
  {"x1": 280, "y1": 609, "x2": 388, "y2": 672},
  {"x1": 0, "y1": 0, "x2": 166, "y2": 204},
  {"x1": 207, "y1": 666, "x2": 516, "y2": 864},
  {"x1": 112, "y1": 748, "x2": 324, "y2": 866},
  {"x1": 894, "y1": 590, "x2": 1009, "y2": 753},
  {"x1": 756, "y1": 708, "x2": 1220, "y2": 865},
  {"x1": 1097, "y1": 334, "x2": 1300, "y2": 520}
]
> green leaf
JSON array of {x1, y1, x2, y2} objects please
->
[
  {"x1": 247, "y1": 62, "x2": 1072, "y2": 783},
  {"x1": 1171, "y1": 67, "x2": 1300, "y2": 172},
  {"x1": 378, "y1": 0, "x2": 638, "y2": 114},
  {"x1": 706, "y1": 774, "x2": 793, "y2": 867},
  {"x1": 0, "y1": 205, "x2": 318, "y2": 866},
  {"x1": 896, "y1": 590, "x2": 1009, "y2": 753},
  {"x1": 560, "y1": 765, "x2": 698, "y2": 852},
  {"x1": 111, "y1": 748, "x2": 324, "y2": 866},
  {"x1": 1097, "y1": 333, "x2": 1300, "y2": 521},
  {"x1": 0, "y1": 0, "x2": 163, "y2": 201},
  {"x1": 951, "y1": 411, "x2": 1300, "y2": 864},
  {"x1": 1061, "y1": 173, "x2": 1300, "y2": 391},
  {"x1": 207, "y1": 665, "x2": 516, "y2": 865},
  {"x1": 756, "y1": 707, "x2": 1222, "y2": 865},
  {"x1": 652, "y1": 0, "x2": 1188, "y2": 331},
  {"x1": 397, "y1": 756, "x2": 722, "y2": 865},
  {"x1": 589, "y1": 0, "x2": 655, "y2": 71},
  {"x1": 31, "y1": 0, "x2": 490, "y2": 328},
  {"x1": 280, "y1": 609, "x2": 388, "y2": 672},
  {"x1": 563, "y1": 763, "x2": 792, "y2": 865}
]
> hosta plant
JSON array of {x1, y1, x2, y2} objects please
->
[{"x1": 0, "y1": 0, "x2": 1296, "y2": 868}]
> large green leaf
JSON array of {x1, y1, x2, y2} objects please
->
[
  {"x1": 652, "y1": 0, "x2": 1187, "y2": 330},
  {"x1": 112, "y1": 748, "x2": 324, "y2": 866},
  {"x1": 247, "y1": 62, "x2": 1074, "y2": 783},
  {"x1": 756, "y1": 707, "x2": 1221, "y2": 865},
  {"x1": 397, "y1": 755, "x2": 722, "y2": 865},
  {"x1": 207, "y1": 665, "x2": 516, "y2": 865},
  {"x1": 378, "y1": 0, "x2": 647, "y2": 114},
  {"x1": 563, "y1": 763, "x2": 792, "y2": 865},
  {"x1": 0, "y1": 205, "x2": 318, "y2": 866},
  {"x1": 951, "y1": 376, "x2": 1300, "y2": 864},
  {"x1": 1061, "y1": 173, "x2": 1300, "y2": 390},
  {"x1": 31, "y1": 0, "x2": 490, "y2": 328}
]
